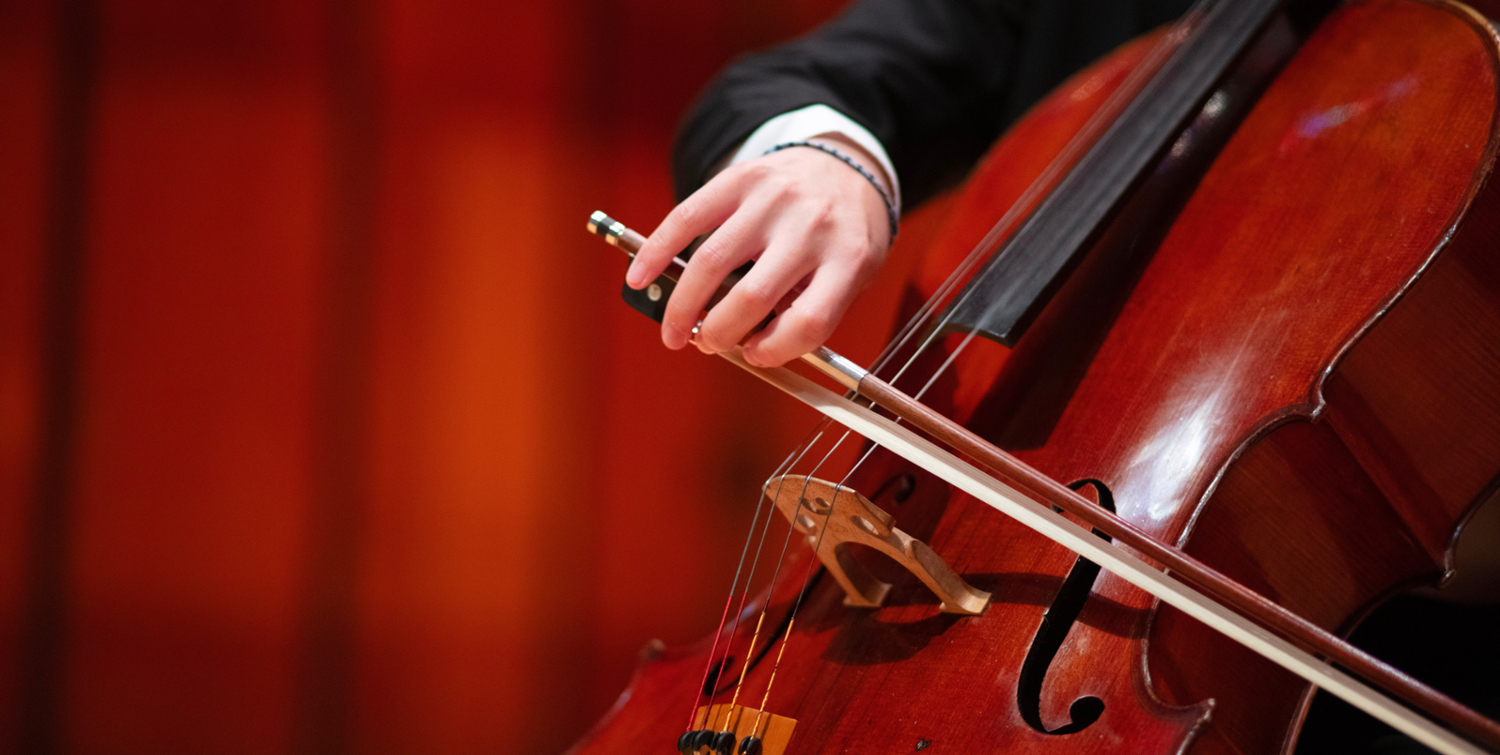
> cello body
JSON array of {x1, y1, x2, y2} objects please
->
[{"x1": 572, "y1": 1, "x2": 1500, "y2": 753}]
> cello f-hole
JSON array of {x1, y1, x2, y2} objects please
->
[{"x1": 1016, "y1": 479, "x2": 1116, "y2": 735}]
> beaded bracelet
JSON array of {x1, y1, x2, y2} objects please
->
[{"x1": 764, "y1": 140, "x2": 899, "y2": 240}]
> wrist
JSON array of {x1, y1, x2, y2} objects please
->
[
  {"x1": 764, "y1": 138, "x2": 900, "y2": 242},
  {"x1": 726, "y1": 104, "x2": 901, "y2": 210},
  {"x1": 806, "y1": 133, "x2": 895, "y2": 201}
]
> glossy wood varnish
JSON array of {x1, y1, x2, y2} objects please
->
[{"x1": 570, "y1": 2, "x2": 1500, "y2": 753}]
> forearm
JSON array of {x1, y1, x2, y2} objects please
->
[{"x1": 671, "y1": 0, "x2": 1194, "y2": 207}]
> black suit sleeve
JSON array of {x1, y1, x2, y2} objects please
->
[{"x1": 672, "y1": 0, "x2": 1191, "y2": 207}]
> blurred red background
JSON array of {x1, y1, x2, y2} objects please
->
[{"x1": 0, "y1": 0, "x2": 946, "y2": 752}]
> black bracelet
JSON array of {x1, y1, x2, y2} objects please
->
[{"x1": 764, "y1": 140, "x2": 899, "y2": 240}]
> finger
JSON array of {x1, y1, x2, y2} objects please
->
[
  {"x1": 692, "y1": 235, "x2": 817, "y2": 354},
  {"x1": 627, "y1": 167, "x2": 754, "y2": 289},
  {"x1": 657, "y1": 204, "x2": 769, "y2": 350},
  {"x1": 741, "y1": 261, "x2": 865, "y2": 367}
]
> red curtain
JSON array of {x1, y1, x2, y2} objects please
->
[{"x1": 0, "y1": 0, "x2": 948, "y2": 752}]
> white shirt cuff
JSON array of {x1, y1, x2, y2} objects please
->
[{"x1": 728, "y1": 104, "x2": 901, "y2": 216}]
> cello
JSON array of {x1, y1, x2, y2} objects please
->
[{"x1": 577, "y1": 0, "x2": 1500, "y2": 752}]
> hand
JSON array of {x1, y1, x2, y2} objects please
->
[{"x1": 625, "y1": 134, "x2": 894, "y2": 368}]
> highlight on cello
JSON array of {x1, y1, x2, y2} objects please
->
[{"x1": 579, "y1": 0, "x2": 1500, "y2": 753}]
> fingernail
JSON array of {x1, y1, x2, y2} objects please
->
[
  {"x1": 663, "y1": 323, "x2": 687, "y2": 349},
  {"x1": 625, "y1": 262, "x2": 642, "y2": 289},
  {"x1": 690, "y1": 320, "x2": 719, "y2": 353}
]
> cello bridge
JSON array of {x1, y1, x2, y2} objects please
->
[{"x1": 766, "y1": 475, "x2": 990, "y2": 615}]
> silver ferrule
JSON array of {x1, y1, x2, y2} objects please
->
[
  {"x1": 588, "y1": 211, "x2": 643, "y2": 257},
  {"x1": 800, "y1": 345, "x2": 867, "y2": 392},
  {"x1": 586, "y1": 210, "x2": 610, "y2": 235}
]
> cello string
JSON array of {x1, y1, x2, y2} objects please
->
[
  {"x1": 688, "y1": 0, "x2": 1219, "y2": 733},
  {"x1": 700, "y1": 437, "x2": 833, "y2": 726},
  {"x1": 692, "y1": 416, "x2": 864, "y2": 732},
  {"x1": 739, "y1": 412, "x2": 929, "y2": 726},
  {"x1": 690, "y1": 409, "x2": 870, "y2": 735},
  {"x1": 691, "y1": 354, "x2": 918, "y2": 729},
  {"x1": 734, "y1": 367, "x2": 953, "y2": 724},
  {"x1": 740, "y1": 468, "x2": 857, "y2": 724},
  {"x1": 734, "y1": 329, "x2": 977, "y2": 719},
  {"x1": 712, "y1": 432, "x2": 859, "y2": 732},
  {"x1": 718, "y1": 4, "x2": 1225, "y2": 733},
  {"x1": 750, "y1": 439, "x2": 909, "y2": 732},
  {"x1": 684, "y1": 422, "x2": 830, "y2": 731},
  {"x1": 868, "y1": 0, "x2": 1210, "y2": 390}
]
